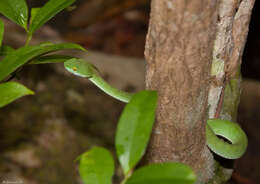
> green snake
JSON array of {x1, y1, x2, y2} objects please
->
[{"x1": 64, "y1": 59, "x2": 248, "y2": 159}]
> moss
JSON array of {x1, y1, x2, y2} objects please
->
[{"x1": 221, "y1": 69, "x2": 242, "y2": 122}]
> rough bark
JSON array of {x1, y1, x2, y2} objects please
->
[
  {"x1": 144, "y1": 0, "x2": 218, "y2": 182},
  {"x1": 208, "y1": 1, "x2": 255, "y2": 182},
  {"x1": 144, "y1": 0, "x2": 255, "y2": 183},
  {"x1": 208, "y1": 0, "x2": 255, "y2": 121}
]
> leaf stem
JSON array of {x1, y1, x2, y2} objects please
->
[
  {"x1": 121, "y1": 177, "x2": 127, "y2": 184},
  {"x1": 120, "y1": 169, "x2": 133, "y2": 184},
  {"x1": 25, "y1": 34, "x2": 32, "y2": 46}
]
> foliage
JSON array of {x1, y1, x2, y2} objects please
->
[
  {"x1": 0, "y1": 43, "x2": 84, "y2": 81},
  {"x1": 0, "y1": 19, "x2": 4, "y2": 47},
  {"x1": 0, "y1": 0, "x2": 196, "y2": 184},
  {"x1": 78, "y1": 147, "x2": 115, "y2": 184},
  {"x1": 78, "y1": 91, "x2": 196, "y2": 184},
  {"x1": 0, "y1": 0, "x2": 83, "y2": 106},
  {"x1": 125, "y1": 162, "x2": 196, "y2": 184},
  {"x1": 115, "y1": 91, "x2": 157, "y2": 175},
  {"x1": 28, "y1": 0, "x2": 76, "y2": 39},
  {"x1": 0, "y1": 81, "x2": 34, "y2": 107},
  {"x1": 0, "y1": 0, "x2": 28, "y2": 30}
]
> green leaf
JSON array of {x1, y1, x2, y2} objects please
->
[
  {"x1": 0, "y1": 0, "x2": 28, "y2": 30},
  {"x1": 0, "y1": 81, "x2": 34, "y2": 108},
  {"x1": 29, "y1": 0, "x2": 75, "y2": 35},
  {"x1": 0, "y1": 19, "x2": 4, "y2": 47},
  {"x1": 0, "y1": 45, "x2": 14, "y2": 57},
  {"x1": 79, "y1": 147, "x2": 114, "y2": 184},
  {"x1": 125, "y1": 163, "x2": 196, "y2": 184},
  {"x1": 29, "y1": 8, "x2": 40, "y2": 26},
  {"x1": 116, "y1": 91, "x2": 157, "y2": 175},
  {"x1": 29, "y1": 55, "x2": 74, "y2": 64},
  {"x1": 0, "y1": 43, "x2": 85, "y2": 81}
]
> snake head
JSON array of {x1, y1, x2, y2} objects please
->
[{"x1": 64, "y1": 58, "x2": 96, "y2": 78}]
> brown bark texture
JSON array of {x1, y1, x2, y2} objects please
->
[{"x1": 144, "y1": 0, "x2": 255, "y2": 183}]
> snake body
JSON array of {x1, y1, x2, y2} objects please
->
[{"x1": 64, "y1": 59, "x2": 248, "y2": 159}]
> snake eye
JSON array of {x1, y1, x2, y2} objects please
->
[{"x1": 72, "y1": 67, "x2": 77, "y2": 71}]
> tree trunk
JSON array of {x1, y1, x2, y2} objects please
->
[{"x1": 144, "y1": 0, "x2": 255, "y2": 183}]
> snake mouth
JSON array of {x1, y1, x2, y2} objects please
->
[{"x1": 216, "y1": 135, "x2": 232, "y2": 144}]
